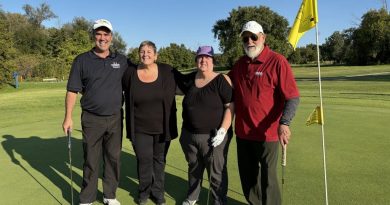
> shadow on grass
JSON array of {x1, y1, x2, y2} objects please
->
[
  {"x1": 1, "y1": 135, "x2": 245, "y2": 205},
  {"x1": 120, "y1": 140, "x2": 246, "y2": 205},
  {"x1": 296, "y1": 73, "x2": 390, "y2": 82},
  {"x1": 7, "y1": 82, "x2": 18, "y2": 88},
  {"x1": 2, "y1": 134, "x2": 83, "y2": 204}
]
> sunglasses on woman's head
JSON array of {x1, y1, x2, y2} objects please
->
[{"x1": 242, "y1": 34, "x2": 259, "y2": 43}]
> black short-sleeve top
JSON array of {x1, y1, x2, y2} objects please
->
[{"x1": 67, "y1": 49, "x2": 128, "y2": 115}]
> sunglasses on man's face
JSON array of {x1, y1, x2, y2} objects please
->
[{"x1": 242, "y1": 34, "x2": 259, "y2": 43}]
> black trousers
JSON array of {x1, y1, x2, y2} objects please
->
[
  {"x1": 236, "y1": 137, "x2": 281, "y2": 205},
  {"x1": 132, "y1": 133, "x2": 170, "y2": 203},
  {"x1": 79, "y1": 111, "x2": 122, "y2": 203},
  {"x1": 180, "y1": 128, "x2": 231, "y2": 205}
]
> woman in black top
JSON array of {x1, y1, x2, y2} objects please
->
[
  {"x1": 122, "y1": 41, "x2": 177, "y2": 205},
  {"x1": 179, "y1": 46, "x2": 234, "y2": 205}
]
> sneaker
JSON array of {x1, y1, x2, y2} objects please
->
[
  {"x1": 79, "y1": 203, "x2": 92, "y2": 205},
  {"x1": 103, "y1": 198, "x2": 120, "y2": 205},
  {"x1": 182, "y1": 199, "x2": 196, "y2": 205}
]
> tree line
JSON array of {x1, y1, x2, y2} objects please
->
[{"x1": 0, "y1": 4, "x2": 389, "y2": 87}]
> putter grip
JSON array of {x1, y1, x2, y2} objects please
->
[
  {"x1": 281, "y1": 145, "x2": 287, "y2": 167},
  {"x1": 67, "y1": 129, "x2": 71, "y2": 149}
]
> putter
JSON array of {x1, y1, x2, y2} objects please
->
[
  {"x1": 207, "y1": 128, "x2": 217, "y2": 205},
  {"x1": 206, "y1": 147, "x2": 213, "y2": 205},
  {"x1": 67, "y1": 129, "x2": 74, "y2": 205},
  {"x1": 281, "y1": 145, "x2": 287, "y2": 204}
]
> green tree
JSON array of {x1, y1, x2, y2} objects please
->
[
  {"x1": 127, "y1": 47, "x2": 140, "y2": 65},
  {"x1": 351, "y1": 9, "x2": 390, "y2": 65},
  {"x1": 50, "y1": 17, "x2": 95, "y2": 79},
  {"x1": 288, "y1": 47, "x2": 302, "y2": 64},
  {"x1": 341, "y1": 28, "x2": 357, "y2": 65},
  {"x1": 2, "y1": 12, "x2": 52, "y2": 59},
  {"x1": 112, "y1": 32, "x2": 127, "y2": 55},
  {"x1": 57, "y1": 29, "x2": 91, "y2": 78},
  {"x1": 212, "y1": 6, "x2": 290, "y2": 67},
  {"x1": 301, "y1": 44, "x2": 317, "y2": 63},
  {"x1": 7, "y1": 54, "x2": 42, "y2": 80},
  {"x1": 13, "y1": 24, "x2": 50, "y2": 55},
  {"x1": 70, "y1": 17, "x2": 91, "y2": 32},
  {"x1": 158, "y1": 43, "x2": 195, "y2": 70},
  {"x1": 6, "y1": 10, "x2": 51, "y2": 56},
  {"x1": 213, "y1": 53, "x2": 227, "y2": 67},
  {"x1": 322, "y1": 31, "x2": 346, "y2": 64},
  {"x1": 46, "y1": 27, "x2": 66, "y2": 57},
  {"x1": 3, "y1": 13, "x2": 29, "y2": 34},
  {"x1": 0, "y1": 11, "x2": 17, "y2": 86},
  {"x1": 22, "y1": 3, "x2": 57, "y2": 27},
  {"x1": 34, "y1": 58, "x2": 64, "y2": 79}
]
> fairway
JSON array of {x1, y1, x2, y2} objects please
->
[{"x1": 1, "y1": 65, "x2": 390, "y2": 205}]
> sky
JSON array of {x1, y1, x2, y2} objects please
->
[{"x1": 0, "y1": 0, "x2": 385, "y2": 53}]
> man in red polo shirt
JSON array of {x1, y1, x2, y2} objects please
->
[{"x1": 228, "y1": 20, "x2": 300, "y2": 205}]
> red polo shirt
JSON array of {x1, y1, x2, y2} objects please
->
[{"x1": 229, "y1": 45, "x2": 299, "y2": 142}]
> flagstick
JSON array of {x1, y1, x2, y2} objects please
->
[{"x1": 315, "y1": 24, "x2": 329, "y2": 205}]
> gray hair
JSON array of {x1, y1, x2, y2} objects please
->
[{"x1": 139, "y1": 40, "x2": 157, "y2": 54}]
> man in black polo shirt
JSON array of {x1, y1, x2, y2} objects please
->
[{"x1": 62, "y1": 19, "x2": 128, "y2": 205}]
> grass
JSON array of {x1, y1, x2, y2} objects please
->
[{"x1": 1, "y1": 64, "x2": 390, "y2": 204}]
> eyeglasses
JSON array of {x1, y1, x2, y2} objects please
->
[{"x1": 242, "y1": 34, "x2": 259, "y2": 43}]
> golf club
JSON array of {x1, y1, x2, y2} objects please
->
[
  {"x1": 207, "y1": 128, "x2": 218, "y2": 205},
  {"x1": 206, "y1": 146, "x2": 214, "y2": 205},
  {"x1": 281, "y1": 145, "x2": 287, "y2": 204},
  {"x1": 67, "y1": 129, "x2": 74, "y2": 205}
]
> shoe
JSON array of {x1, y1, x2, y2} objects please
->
[
  {"x1": 79, "y1": 203, "x2": 92, "y2": 205},
  {"x1": 182, "y1": 199, "x2": 196, "y2": 205},
  {"x1": 137, "y1": 198, "x2": 148, "y2": 205},
  {"x1": 150, "y1": 195, "x2": 165, "y2": 205},
  {"x1": 103, "y1": 198, "x2": 120, "y2": 205}
]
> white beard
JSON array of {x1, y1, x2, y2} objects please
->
[{"x1": 244, "y1": 45, "x2": 262, "y2": 60}]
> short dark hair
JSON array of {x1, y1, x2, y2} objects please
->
[{"x1": 139, "y1": 40, "x2": 157, "y2": 54}]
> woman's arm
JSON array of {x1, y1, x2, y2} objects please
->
[
  {"x1": 211, "y1": 74, "x2": 235, "y2": 147},
  {"x1": 219, "y1": 102, "x2": 234, "y2": 131}
]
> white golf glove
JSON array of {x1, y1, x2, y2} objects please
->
[{"x1": 211, "y1": 128, "x2": 226, "y2": 147}]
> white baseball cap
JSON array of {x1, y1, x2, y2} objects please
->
[
  {"x1": 240, "y1": 21, "x2": 264, "y2": 36},
  {"x1": 93, "y1": 19, "x2": 113, "y2": 32}
]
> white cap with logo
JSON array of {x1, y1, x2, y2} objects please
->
[
  {"x1": 93, "y1": 19, "x2": 113, "y2": 32},
  {"x1": 240, "y1": 21, "x2": 264, "y2": 36}
]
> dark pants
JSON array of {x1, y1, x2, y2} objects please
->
[
  {"x1": 180, "y1": 128, "x2": 231, "y2": 205},
  {"x1": 132, "y1": 133, "x2": 170, "y2": 203},
  {"x1": 79, "y1": 111, "x2": 123, "y2": 203},
  {"x1": 236, "y1": 137, "x2": 281, "y2": 205}
]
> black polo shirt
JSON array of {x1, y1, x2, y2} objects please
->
[{"x1": 67, "y1": 49, "x2": 128, "y2": 116}]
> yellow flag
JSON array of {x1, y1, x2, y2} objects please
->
[
  {"x1": 306, "y1": 105, "x2": 324, "y2": 126},
  {"x1": 288, "y1": 0, "x2": 319, "y2": 49}
]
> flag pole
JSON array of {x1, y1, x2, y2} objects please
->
[{"x1": 314, "y1": 24, "x2": 329, "y2": 205}]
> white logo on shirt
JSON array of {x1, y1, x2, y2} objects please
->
[
  {"x1": 111, "y1": 62, "x2": 120, "y2": 69},
  {"x1": 255, "y1": 71, "x2": 263, "y2": 76}
]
